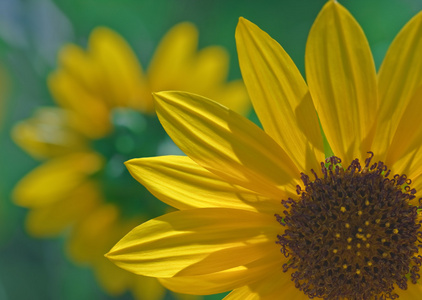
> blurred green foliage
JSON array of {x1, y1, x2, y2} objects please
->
[{"x1": 0, "y1": 0, "x2": 421, "y2": 299}]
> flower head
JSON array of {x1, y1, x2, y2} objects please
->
[
  {"x1": 107, "y1": 1, "x2": 422, "y2": 299},
  {"x1": 12, "y1": 23, "x2": 249, "y2": 299}
]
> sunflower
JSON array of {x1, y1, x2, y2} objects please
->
[
  {"x1": 107, "y1": 1, "x2": 422, "y2": 299},
  {"x1": 12, "y1": 23, "x2": 249, "y2": 299}
]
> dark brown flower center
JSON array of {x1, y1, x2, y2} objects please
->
[{"x1": 276, "y1": 152, "x2": 422, "y2": 300}]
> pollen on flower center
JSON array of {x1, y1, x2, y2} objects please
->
[{"x1": 276, "y1": 152, "x2": 422, "y2": 300}]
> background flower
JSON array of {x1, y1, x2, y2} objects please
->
[
  {"x1": 0, "y1": 0, "x2": 421, "y2": 299},
  {"x1": 11, "y1": 20, "x2": 248, "y2": 300}
]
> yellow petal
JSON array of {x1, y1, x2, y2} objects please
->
[
  {"x1": 389, "y1": 147, "x2": 422, "y2": 196},
  {"x1": 394, "y1": 282, "x2": 422, "y2": 299},
  {"x1": 385, "y1": 85, "x2": 422, "y2": 175},
  {"x1": 187, "y1": 46, "x2": 229, "y2": 94},
  {"x1": 93, "y1": 255, "x2": 133, "y2": 296},
  {"x1": 147, "y1": 22, "x2": 250, "y2": 116},
  {"x1": 125, "y1": 155, "x2": 278, "y2": 213},
  {"x1": 184, "y1": 46, "x2": 251, "y2": 116},
  {"x1": 57, "y1": 44, "x2": 103, "y2": 98},
  {"x1": 153, "y1": 91, "x2": 299, "y2": 199},
  {"x1": 48, "y1": 70, "x2": 112, "y2": 138},
  {"x1": 89, "y1": 27, "x2": 151, "y2": 112},
  {"x1": 11, "y1": 107, "x2": 88, "y2": 159},
  {"x1": 106, "y1": 208, "x2": 280, "y2": 278},
  {"x1": 373, "y1": 11, "x2": 422, "y2": 160},
  {"x1": 172, "y1": 293, "x2": 201, "y2": 300},
  {"x1": 69, "y1": 209, "x2": 142, "y2": 295},
  {"x1": 211, "y1": 80, "x2": 250, "y2": 117},
  {"x1": 67, "y1": 204, "x2": 120, "y2": 262},
  {"x1": 132, "y1": 276, "x2": 166, "y2": 300},
  {"x1": 13, "y1": 152, "x2": 103, "y2": 208},
  {"x1": 305, "y1": 1, "x2": 378, "y2": 164},
  {"x1": 159, "y1": 254, "x2": 282, "y2": 295},
  {"x1": 25, "y1": 181, "x2": 100, "y2": 237},
  {"x1": 148, "y1": 22, "x2": 197, "y2": 92},
  {"x1": 236, "y1": 17, "x2": 324, "y2": 172},
  {"x1": 224, "y1": 270, "x2": 306, "y2": 300}
]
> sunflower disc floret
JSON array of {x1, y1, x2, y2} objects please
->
[{"x1": 277, "y1": 152, "x2": 422, "y2": 300}]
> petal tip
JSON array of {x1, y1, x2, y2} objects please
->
[
  {"x1": 237, "y1": 17, "x2": 252, "y2": 29},
  {"x1": 123, "y1": 159, "x2": 134, "y2": 167}
]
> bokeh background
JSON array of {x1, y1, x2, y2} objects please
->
[{"x1": 1, "y1": 0, "x2": 421, "y2": 299}]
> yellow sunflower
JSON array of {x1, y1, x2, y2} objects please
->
[
  {"x1": 12, "y1": 23, "x2": 248, "y2": 299},
  {"x1": 107, "y1": 1, "x2": 422, "y2": 299}
]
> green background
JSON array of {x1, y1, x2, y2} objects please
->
[{"x1": 0, "y1": 0, "x2": 421, "y2": 299}]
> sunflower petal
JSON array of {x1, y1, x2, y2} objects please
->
[
  {"x1": 48, "y1": 70, "x2": 112, "y2": 138},
  {"x1": 13, "y1": 152, "x2": 103, "y2": 208},
  {"x1": 106, "y1": 208, "x2": 280, "y2": 278},
  {"x1": 125, "y1": 155, "x2": 278, "y2": 213},
  {"x1": 236, "y1": 17, "x2": 324, "y2": 172},
  {"x1": 67, "y1": 204, "x2": 120, "y2": 263},
  {"x1": 185, "y1": 46, "x2": 251, "y2": 116},
  {"x1": 57, "y1": 44, "x2": 102, "y2": 98},
  {"x1": 11, "y1": 108, "x2": 88, "y2": 159},
  {"x1": 188, "y1": 46, "x2": 229, "y2": 93},
  {"x1": 386, "y1": 85, "x2": 422, "y2": 176},
  {"x1": 388, "y1": 145, "x2": 422, "y2": 190},
  {"x1": 148, "y1": 22, "x2": 197, "y2": 92},
  {"x1": 89, "y1": 27, "x2": 150, "y2": 111},
  {"x1": 305, "y1": 1, "x2": 377, "y2": 164},
  {"x1": 153, "y1": 91, "x2": 299, "y2": 199},
  {"x1": 224, "y1": 270, "x2": 307, "y2": 300},
  {"x1": 132, "y1": 276, "x2": 166, "y2": 300},
  {"x1": 373, "y1": 11, "x2": 422, "y2": 159},
  {"x1": 212, "y1": 80, "x2": 250, "y2": 116},
  {"x1": 159, "y1": 254, "x2": 282, "y2": 295},
  {"x1": 93, "y1": 256, "x2": 133, "y2": 296},
  {"x1": 394, "y1": 282, "x2": 422, "y2": 299},
  {"x1": 25, "y1": 181, "x2": 100, "y2": 237}
]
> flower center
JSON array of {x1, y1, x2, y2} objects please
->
[
  {"x1": 91, "y1": 108, "x2": 180, "y2": 217},
  {"x1": 276, "y1": 152, "x2": 422, "y2": 299}
]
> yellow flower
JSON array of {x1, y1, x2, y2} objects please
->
[
  {"x1": 107, "y1": 1, "x2": 422, "y2": 299},
  {"x1": 12, "y1": 23, "x2": 249, "y2": 299}
]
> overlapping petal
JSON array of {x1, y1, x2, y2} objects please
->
[
  {"x1": 125, "y1": 155, "x2": 278, "y2": 213},
  {"x1": 236, "y1": 17, "x2": 324, "y2": 172},
  {"x1": 224, "y1": 270, "x2": 307, "y2": 300},
  {"x1": 373, "y1": 11, "x2": 422, "y2": 160},
  {"x1": 159, "y1": 253, "x2": 283, "y2": 295},
  {"x1": 153, "y1": 91, "x2": 299, "y2": 199},
  {"x1": 385, "y1": 86, "x2": 422, "y2": 179},
  {"x1": 106, "y1": 208, "x2": 280, "y2": 278},
  {"x1": 306, "y1": 1, "x2": 378, "y2": 164}
]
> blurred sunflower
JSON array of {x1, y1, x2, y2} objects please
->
[
  {"x1": 12, "y1": 23, "x2": 249, "y2": 299},
  {"x1": 107, "y1": 1, "x2": 422, "y2": 299}
]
